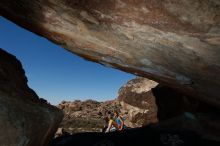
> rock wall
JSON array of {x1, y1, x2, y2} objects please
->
[
  {"x1": 118, "y1": 77, "x2": 158, "y2": 127},
  {"x1": 118, "y1": 77, "x2": 220, "y2": 141},
  {"x1": 0, "y1": 0, "x2": 220, "y2": 107},
  {"x1": 0, "y1": 48, "x2": 63, "y2": 146}
]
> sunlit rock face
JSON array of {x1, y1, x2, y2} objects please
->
[
  {"x1": 0, "y1": 49, "x2": 63, "y2": 146},
  {"x1": 119, "y1": 77, "x2": 220, "y2": 141},
  {"x1": 0, "y1": 0, "x2": 220, "y2": 107},
  {"x1": 118, "y1": 77, "x2": 158, "y2": 127}
]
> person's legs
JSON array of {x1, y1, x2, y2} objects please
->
[{"x1": 102, "y1": 126, "x2": 108, "y2": 133}]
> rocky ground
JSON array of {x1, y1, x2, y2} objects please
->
[{"x1": 51, "y1": 125, "x2": 220, "y2": 146}]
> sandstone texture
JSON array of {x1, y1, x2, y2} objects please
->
[
  {"x1": 0, "y1": 0, "x2": 220, "y2": 107},
  {"x1": 0, "y1": 49, "x2": 63, "y2": 146},
  {"x1": 118, "y1": 77, "x2": 158, "y2": 127},
  {"x1": 118, "y1": 77, "x2": 220, "y2": 141}
]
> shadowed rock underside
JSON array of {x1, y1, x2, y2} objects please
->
[{"x1": 0, "y1": 0, "x2": 220, "y2": 107}]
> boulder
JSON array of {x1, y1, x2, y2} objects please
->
[
  {"x1": 118, "y1": 77, "x2": 220, "y2": 141},
  {"x1": 0, "y1": 48, "x2": 63, "y2": 146},
  {"x1": 0, "y1": 0, "x2": 220, "y2": 107},
  {"x1": 118, "y1": 77, "x2": 158, "y2": 127},
  {"x1": 152, "y1": 85, "x2": 220, "y2": 141}
]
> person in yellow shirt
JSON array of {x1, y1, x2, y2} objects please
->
[
  {"x1": 105, "y1": 113, "x2": 118, "y2": 133},
  {"x1": 114, "y1": 111, "x2": 126, "y2": 130}
]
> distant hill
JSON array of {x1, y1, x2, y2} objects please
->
[{"x1": 57, "y1": 99, "x2": 121, "y2": 134}]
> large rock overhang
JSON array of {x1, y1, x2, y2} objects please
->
[{"x1": 0, "y1": 0, "x2": 220, "y2": 107}]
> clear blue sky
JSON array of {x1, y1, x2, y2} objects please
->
[{"x1": 0, "y1": 17, "x2": 134, "y2": 105}]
